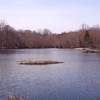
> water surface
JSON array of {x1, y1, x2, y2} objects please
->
[{"x1": 0, "y1": 49, "x2": 100, "y2": 100}]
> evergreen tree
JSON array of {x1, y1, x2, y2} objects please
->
[{"x1": 83, "y1": 30, "x2": 93, "y2": 48}]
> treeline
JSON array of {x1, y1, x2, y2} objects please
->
[{"x1": 0, "y1": 22, "x2": 100, "y2": 49}]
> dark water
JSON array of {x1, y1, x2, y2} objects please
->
[{"x1": 0, "y1": 49, "x2": 100, "y2": 100}]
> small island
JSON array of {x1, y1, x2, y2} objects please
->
[{"x1": 18, "y1": 60, "x2": 64, "y2": 65}]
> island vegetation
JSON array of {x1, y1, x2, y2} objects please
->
[
  {"x1": 0, "y1": 21, "x2": 100, "y2": 50},
  {"x1": 18, "y1": 60, "x2": 63, "y2": 65}
]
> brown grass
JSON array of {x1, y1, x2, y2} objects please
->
[
  {"x1": 7, "y1": 96, "x2": 29, "y2": 100},
  {"x1": 18, "y1": 60, "x2": 63, "y2": 65}
]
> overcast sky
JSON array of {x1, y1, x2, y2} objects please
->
[{"x1": 0, "y1": 0, "x2": 100, "y2": 33}]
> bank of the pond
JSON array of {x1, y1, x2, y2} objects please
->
[{"x1": 75, "y1": 48, "x2": 100, "y2": 53}]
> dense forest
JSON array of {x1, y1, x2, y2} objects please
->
[{"x1": 0, "y1": 22, "x2": 100, "y2": 49}]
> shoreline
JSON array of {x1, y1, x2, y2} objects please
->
[{"x1": 75, "y1": 48, "x2": 100, "y2": 53}]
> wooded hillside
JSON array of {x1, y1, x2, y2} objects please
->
[{"x1": 0, "y1": 23, "x2": 100, "y2": 49}]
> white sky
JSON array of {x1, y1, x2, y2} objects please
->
[{"x1": 0, "y1": 0, "x2": 100, "y2": 33}]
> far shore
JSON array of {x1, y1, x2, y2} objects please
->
[{"x1": 75, "y1": 48, "x2": 100, "y2": 53}]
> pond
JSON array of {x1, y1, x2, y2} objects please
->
[{"x1": 0, "y1": 49, "x2": 100, "y2": 100}]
